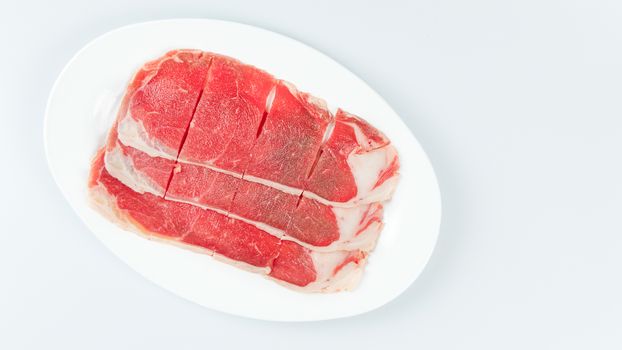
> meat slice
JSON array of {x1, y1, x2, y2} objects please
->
[
  {"x1": 243, "y1": 82, "x2": 332, "y2": 193},
  {"x1": 167, "y1": 161, "x2": 238, "y2": 213},
  {"x1": 105, "y1": 132, "x2": 175, "y2": 196},
  {"x1": 117, "y1": 50, "x2": 212, "y2": 159},
  {"x1": 177, "y1": 54, "x2": 276, "y2": 174},
  {"x1": 89, "y1": 149, "x2": 367, "y2": 292},
  {"x1": 106, "y1": 139, "x2": 383, "y2": 251},
  {"x1": 227, "y1": 177, "x2": 383, "y2": 250},
  {"x1": 304, "y1": 109, "x2": 400, "y2": 205},
  {"x1": 287, "y1": 197, "x2": 383, "y2": 248},
  {"x1": 269, "y1": 241, "x2": 366, "y2": 289},
  {"x1": 227, "y1": 178, "x2": 297, "y2": 233}
]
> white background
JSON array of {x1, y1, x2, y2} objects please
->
[{"x1": 1, "y1": 0, "x2": 621, "y2": 348}]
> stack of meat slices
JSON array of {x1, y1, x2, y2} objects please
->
[{"x1": 89, "y1": 50, "x2": 400, "y2": 292}]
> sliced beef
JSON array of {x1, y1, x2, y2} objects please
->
[
  {"x1": 91, "y1": 50, "x2": 401, "y2": 292},
  {"x1": 178, "y1": 54, "x2": 276, "y2": 174},
  {"x1": 90, "y1": 149, "x2": 367, "y2": 292},
  {"x1": 304, "y1": 109, "x2": 400, "y2": 205},
  {"x1": 117, "y1": 50, "x2": 211, "y2": 159},
  {"x1": 243, "y1": 82, "x2": 332, "y2": 192},
  {"x1": 115, "y1": 51, "x2": 399, "y2": 206},
  {"x1": 106, "y1": 138, "x2": 383, "y2": 251}
]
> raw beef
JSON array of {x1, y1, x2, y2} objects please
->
[
  {"x1": 106, "y1": 134, "x2": 384, "y2": 251},
  {"x1": 242, "y1": 81, "x2": 332, "y2": 193},
  {"x1": 116, "y1": 50, "x2": 211, "y2": 159},
  {"x1": 178, "y1": 54, "x2": 276, "y2": 174},
  {"x1": 304, "y1": 109, "x2": 400, "y2": 204},
  {"x1": 90, "y1": 149, "x2": 367, "y2": 292},
  {"x1": 104, "y1": 74, "x2": 383, "y2": 251},
  {"x1": 115, "y1": 50, "x2": 399, "y2": 206},
  {"x1": 91, "y1": 50, "x2": 400, "y2": 293}
]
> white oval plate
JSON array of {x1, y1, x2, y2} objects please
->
[{"x1": 44, "y1": 19, "x2": 441, "y2": 321}]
